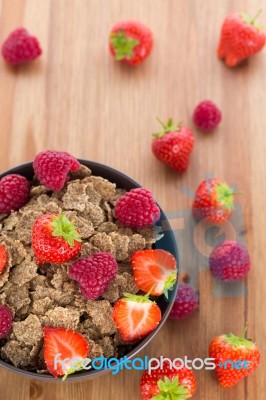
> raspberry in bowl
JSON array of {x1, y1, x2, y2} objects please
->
[{"x1": 0, "y1": 151, "x2": 178, "y2": 381}]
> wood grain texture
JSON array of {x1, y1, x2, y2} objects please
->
[{"x1": 0, "y1": 0, "x2": 265, "y2": 398}]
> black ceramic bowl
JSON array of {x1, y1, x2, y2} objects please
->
[{"x1": 0, "y1": 160, "x2": 179, "y2": 381}]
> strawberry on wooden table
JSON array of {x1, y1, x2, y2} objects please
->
[
  {"x1": 113, "y1": 292, "x2": 161, "y2": 343},
  {"x1": 209, "y1": 329, "x2": 261, "y2": 387},
  {"x1": 0, "y1": 245, "x2": 7, "y2": 274},
  {"x1": 131, "y1": 249, "x2": 177, "y2": 297},
  {"x1": 109, "y1": 20, "x2": 153, "y2": 66},
  {"x1": 43, "y1": 327, "x2": 89, "y2": 379},
  {"x1": 32, "y1": 213, "x2": 82, "y2": 264},
  {"x1": 140, "y1": 360, "x2": 196, "y2": 399},
  {"x1": 152, "y1": 118, "x2": 194, "y2": 173},
  {"x1": 192, "y1": 178, "x2": 236, "y2": 224},
  {"x1": 218, "y1": 11, "x2": 266, "y2": 67}
]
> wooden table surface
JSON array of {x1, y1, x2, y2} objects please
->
[{"x1": 0, "y1": 0, "x2": 265, "y2": 399}]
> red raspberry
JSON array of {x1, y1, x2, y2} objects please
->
[
  {"x1": 210, "y1": 241, "x2": 250, "y2": 281},
  {"x1": 69, "y1": 253, "x2": 118, "y2": 300},
  {"x1": 169, "y1": 284, "x2": 198, "y2": 320},
  {"x1": 33, "y1": 150, "x2": 80, "y2": 191},
  {"x1": 2, "y1": 27, "x2": 42, "y2": 65},
  {"x1": 114, "y1": 188, "x2": 160, "y2": 228},
  {"x1": 0, "y1": 174, "x2": 30, "y2": 214},
  {"x1": 193, "y1": 100, "x2": 222, "y2": 132},
  {"x1": 0, "y1": 305, "x2": 13, "y2": 339}
]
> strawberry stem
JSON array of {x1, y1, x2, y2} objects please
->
[
  {"x1": 241, "y1": 10, "x2": 264, "y2": 28},
  {"x1": 251, "y1": 9, "x2": 262, "y2": 24},
  {"x1": 240, "y1": 325, "x2": 248, "y2": 338},
  {"x1": 156, "y1": 117, "x2": 168, "y2": 130},
  {"x1": 51, "y1": 213, "x2": 81, "y2": 247},
  {"x1": 153, "y1": 118, "x2": 181, "y2": 138},
  {"x1": 122, "y1": 289, "x2": 155, "y2": 304}
]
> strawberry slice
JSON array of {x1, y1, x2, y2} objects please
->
[
  {"x1": 131, "y1": 249, "x2": 177, "y2": 297},
  {"x1": 113, "y1": 292, "x2": 161, "y2": 342},
  {"x1": 43, "y1": 327, "x2": 89, "y2": 379},
  {"x1": 0, "y1": 245, "x2": 7, "y2": 274}
]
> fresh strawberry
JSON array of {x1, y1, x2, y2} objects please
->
[
  {"x1": 131, "y1": 249, "x2": 177, "y2": 297},
  {"x1": 209, "y1": 328, "x2": 261, "y2": 387},
  {"x1": 43, "y1": 327, "x2": 89, "y2": 379},
  {"x1": 192, "y1": 178, "x2": 236, "y2": 224},
  {"x1": 0, "y1": 245, "x2": 7, "y2": 274},
  {"x1": 113, "y1": 292, "x2": 161, "y2": 342},
  {"x1": 109, "y1": 20, "x2": 153, "y2": 66},
  {"x1": 217, "y1": 11, "x2": 266, "y2": 67},
  {"x1": 32, "y1": 213, "x2": 82, "y2": 264},
  {"x1": 140, "y1": 359, "x2": 196, "y2": 399},
  {"x1": 152, "y1": 118, "x2": 194, "y2": 173}
]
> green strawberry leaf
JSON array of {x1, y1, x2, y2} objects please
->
[
  {"x1": 122, "y1": 287, "x2": 155, "y2": 304},
  {"x1": 110, "y1": 30, "x2": 139, "y2": 60},
  {"x1": 215, "y1": 182, "x2": 235, "y2": 210},
  {"x1": 224, "y1": 331, "x2": 255, "y2": 350},
  {"x1": 51, "y1": 213, "x2": 81, "y2": 247},
  {"x1": 240, "y1": 10, "x2": 265, "y2": 30},
  {"x1": 153, "y1": 118, "x2": 182, "y2": 138},
  {"x1": 164, "y1": 271, "x2": 177, "y2": 299},
  {"x1": 62, "y1": 359, "x2": 84, "y2": 381},
  {"x1": 151, "y1": 376, "x2": 191, "y2": 400}
]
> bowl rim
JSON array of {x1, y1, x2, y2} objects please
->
[{"x1": 0, "y1": 159, "x2": 179, "y2": 382}]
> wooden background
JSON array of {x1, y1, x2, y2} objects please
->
[{"x1": 0, "y1": 0, "x2": 265, "y2": 398}]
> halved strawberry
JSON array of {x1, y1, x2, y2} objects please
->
[
  {"x1": 131, "y1": 249, "x2": 177, "y2": 297},
  {"x1": 43, "y1": 327, "x2": 89, "y2": 379},
  {"x1": 0, "y1": 245, "x2": 7, "y2": 274},
  {"x1": 113, "y1": 292, "x2": 161, "y2": 343}
]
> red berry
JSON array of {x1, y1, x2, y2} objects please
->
[
  {"x1": 69, "y1": 253, "x2": 118, "y2": 300},
  {"x1": 0, "y1": 174, "x2": 30, "y2": 214},
  {"x1": 0, "y1": 305, "x2": 13, "y2": 339},
  {"x1": 131, "y1": 249, "x2": 177, "y2": 297},
  {"x1": 193, "y1": 100, "x2": 222, "y2": 132},
  {"x1": 169, "y1": 284, "x2": 198, "y2": 320},
  {"x1": 43, "y1": 327, "x2": 89, "y2": 378},
  {"x1": 109, "y1": 20, "x2": 153, "y2": 66},
  {"x1": 113, "y1": 293, "x2": 161, "y2": 342},
  {"x1": 192, "y1": 178, "x2": 235, "y2": 224},
  {"x1": 209, "y1": 330, "x2": 260, "y2": 387},
  {"x1": 210, "y1": 240, "x2": 250, "y2": 281},
  {"x1": 217, "y1": 12, "x2": 266, "y2": 67},
  {"x1": 114, "y1": 188, "x2": 160, "y2": 228},
  {"x1": 33, "y1": 150, "x2": 80, "y2": 191},
  {"x1": 152, "y1": 119, "x2": 194, "y2": 173},
  {"x1": 2, "y1": 27, "x2": 42, "y2": 65},
  {"x1": 0, "y1": 245, "x2": 7, "y2": 274},
  {"x1": 32, "y1": 213, "x2": 82, "y2": 264}
]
